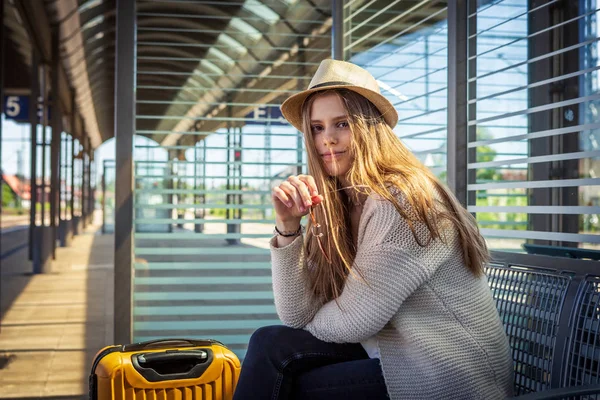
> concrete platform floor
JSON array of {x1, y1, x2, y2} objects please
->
[{"x1": 0, "y1": 214, "x2": 114, "y2": 399}]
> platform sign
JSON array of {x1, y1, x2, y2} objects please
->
[
  {"x1": 3, "y1": 95, "x2": 51, "y2": 122},
  {"x1": 4, "y1": 95, "x2": 29, "y2": 121},
  {"x1": 245, "y1": 105, "x2": 287, "y2": 126}
]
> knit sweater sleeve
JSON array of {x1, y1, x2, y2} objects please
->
[
  {"x1": 270, "y1": 234, "x2": 321, "y2": 328},
  {"x1": 304, "y1": 197, "x2": 440, "y2": 343}
]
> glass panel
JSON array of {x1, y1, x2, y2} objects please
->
[
  {"x1": 347, "y1": 0, "x2": 449, "y2": 180},
  {"x1": 467, "y1": 0, "x2": 600, "y2": 255},
  {"x1": 133, "y1": 0, "x2": 331, "y2": 359},
  {"x1": 0, "y1": 118, "x2": 30, "y2": 219},
  {"x1": 102, "y1": 161, "x2": 115, "y2": 233}
]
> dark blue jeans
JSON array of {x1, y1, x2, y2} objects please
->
[{"x1": 232, "y1": 325, "x2": 389, "y2": 400}]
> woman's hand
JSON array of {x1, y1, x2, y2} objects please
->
[{"x1": 272, "y1": 175, "x2": 324, "y2": 225}]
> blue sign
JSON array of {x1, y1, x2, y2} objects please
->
[
  {"x1": 3, "y1": 95, "x2": 51, "y2": 122},
  {"x1": 245, "y1": 106, "x2": 287, "y2": 126},
  {"x1": 4, "y1": 95, "x2": 30, "y2": 121}
]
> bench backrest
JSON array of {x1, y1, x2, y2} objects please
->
[
  {"x1": 485, "y1": 264, "x2": 571, "y2": 395},
  {"x1": 561, "y1": 276, "x2": 600, "y2": 388}
]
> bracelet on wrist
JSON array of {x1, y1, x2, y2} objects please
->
[{"x1": 274, "y1": 224, "x2": 304, "y2": 237}]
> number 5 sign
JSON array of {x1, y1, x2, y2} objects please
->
[
  {"x1": 4, "y1": 95, "x2": 29, "y2": 121},
  {"x1": 3, "y1": 95, "x2": 51, "y2": 123}
]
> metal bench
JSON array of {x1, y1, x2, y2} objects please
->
[{"x1": 486, "y1": 262, "x2": 600, "y2": 399}]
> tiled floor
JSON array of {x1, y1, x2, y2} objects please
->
[{"x1": 0, "y1": 216, "x2": 114, "y2": 398}]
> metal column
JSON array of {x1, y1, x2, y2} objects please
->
[
  {"x1": 89, "y1": 148, "x2": 95, "y2": 219},
  {"x1": 331, "y1": 0, "x2": 346, "y2": 61},
  {"x1": 528, "y1": 0, "x2": 580, "y2": 247},
  {"x1": 226, "y1": 103, "x2": 241, "y2": 245},
  {"x1": 194, "y1": 141, "x2": 205, "y2": 233},
  {"x1": 40, "y1": 65, "x2": 48, "y2": 230},
  {"x1": 86, "y1": 137, "x2": 92, "y2": 223},
  {"x1": 70, "y1": 114, "x2": 76, "y2": 221},
  {"x1": 167, "y1": 150, "x2": 174, "y2": 232},
  {"x1": 82, "y1": 137, "x2": 88, "y2": 227},
  {"x1": 194, "y1": 140, "x2": 206, "y2": 233},
  {"x1": 114, "y1": 0, "x2": 136, "y2": 344},
  {"x1": 447, "y1": 0, "x2": 468, "y2": 206},
  {"x1": 50, "y1": 27, "x2": 61, "y2": 259},
  {"x1": 102, "y1": 160, "x2": 106, "y2": 234},
  {"x1": 466, "y1": 1, "x2": 477, "y2": 209},
  {"x1": 29, "y1": 50, "x2": 39, "y2": 262},
  {"x1": 296, "y1": 38, "x2": 305, "y2": 174}
]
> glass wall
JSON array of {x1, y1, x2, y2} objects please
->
[
  {"x1": 60, "y1": 132, "x2": 74, "y2": 222},
  {"x1": 132, "y1": 0, "x2": 331, "y2": 358},
  {"x1": 347, "y1": 1, "x2": 449, "y2": 179},
  {"x1": 73, "y1": 138, "x2": 83, "y2": 219},
  {"x1": 116, "y1": 0, "x2": 600, "y2": 351},
  {"x1": 102, "y1": 160, "x2": 116, "y2": 234},
  {"x1": 467, "y1": 0, "x2": 600, "y2": 254},
  {"x1": 0, "y1": 118, "x2": 30, "y2": 216}
]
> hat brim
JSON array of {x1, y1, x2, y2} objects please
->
[{"x1": 280, "y1": 84, "x2": 398, "y2": 132}]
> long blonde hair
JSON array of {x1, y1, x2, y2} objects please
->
[{"x1": 302, "y1": 89, "x2": 489, "y2": 302}]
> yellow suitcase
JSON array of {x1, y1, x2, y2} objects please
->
[{"x1": 89, "y1": 339, "x2": 240, "y2": 399}]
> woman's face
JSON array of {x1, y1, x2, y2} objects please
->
[{"x1": 309, "y1": 93, "x2": 354, "y2": 178}]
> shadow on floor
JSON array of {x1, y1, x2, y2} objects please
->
[
  {"x1": 0, "y1": 215, "x2": 115, "y2": 397},
  {"x1": 82, "y1": 225, "x2": 114, "y2": 395},
  {"x1": 1, "y1": 227, "x2": 32, "y2": 334}
]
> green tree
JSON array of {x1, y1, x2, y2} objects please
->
[
  {"x1": 2, "y1": 182, "x2": 16, "y2": 208},
  {"x1": 476, "y1": 144, "x2": 502, "y2": 182}
]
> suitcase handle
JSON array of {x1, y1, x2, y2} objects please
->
[
  {"x1": 123, "y1": 338, "x2": 222, "y2": 352},
  {"x1": 132, "y1": 349, "x2": 215, "y2": 382},
  {"x1": 139, "y1": 350, "x2": 208, "y2": 365}
]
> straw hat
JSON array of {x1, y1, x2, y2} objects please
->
[{"x1": 280, "y1": 59, "x2": 398, "y2": 131}]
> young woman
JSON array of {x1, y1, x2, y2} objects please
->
[{"x1": 232, "y1": 60, "x2": 514, "y2": 400}]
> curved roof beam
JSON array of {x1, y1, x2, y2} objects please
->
[
  {"x1": 52, "y1": 0, "x2": 104, "y2": 148},
  {"x1": 60, "y1": 27, "x2": 115, "y2": 59},
  {"x1": 137, "y1": 75, "x2": 187, "y2": 88},
  {"x1": 136, "y1": 2, "x2": 232, "y2": 19},
  {"x1": 229, "y1": 17, "x2": 262, "y2": 44},
  {"x1": 191, "y1": 69, "x2": 217, "y2": 85},
  {"x1": 69, "y1": 59, "x2": 114, "y2": 92},
  {"x1": 161, "y1": 2, "x2": 333, "y2": 146},
  {"x1": 242, "y1": 1, "x2": 281, "y2": 26},
  {"x1": 138, "y1": 1, "x2": 305, "y2": 140},
  {"x1": 136, "y1": 14, "x2": 263, "y2": 80},
  {"x1": 206, "y1": 47, "x2": 235, "y2": 70},
  {"x1": 187, "y1": 75, "x2": 213, "y2": 90},
  {"x1": 60, "y1": 9, "x2": 115, "y2": 49},
  {"x1": 215, "y1": 33, "x2": 248, "y2": 59},
  {"x1": 138, "y1": 16, "x2": 258, "y2": 48},
  {"x1": 4, "y1": 14, "x2": 33, "y2": 64},
  {"x1": 65, "y1": 43, "x2": 110, "y2": 80},
  {"x1": 201, "y1": 59, "x2": 224, "y2": 75},
  {"x1": 137, "y1": 46, "x2": 199, "y2": 60},
  {"x1": 55, "y1": 0, "x2": 106, "y2": 27},
  {"x1": 137, "y1": 32, "x2": 210, "y2": 46},
  {"x1": 137, "y1": 60, "x2": 195, "y2": 73},
  {"x1": 137, "y1": 17, "x2": 215, "y2": 31}
]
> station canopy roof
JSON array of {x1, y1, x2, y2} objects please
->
[{"x1": 3, "y1": 0, "x2": 446, "y2": 150}]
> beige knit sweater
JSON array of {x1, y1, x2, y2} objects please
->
[{"x1": 270, "y1": 192, "x2": 514, "y2": 399}]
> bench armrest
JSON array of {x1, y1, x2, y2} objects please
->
[{"x1": 511, "y1": 383, "x2": 600, "y2": 400}]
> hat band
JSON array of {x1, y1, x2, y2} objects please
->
[{"x1": 309, "y1": 81, "x2": 353, "y2": 89}]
